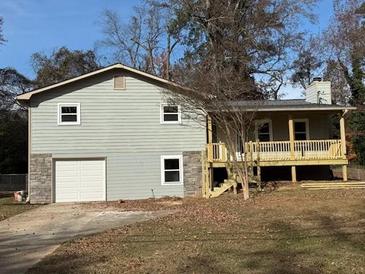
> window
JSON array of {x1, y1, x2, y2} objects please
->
[
  {"x1": 160, "y1": 104, "x2": 181, "y2": 124},
  {"x1": 161, "y1": 155, "x2": 183, "y2": 185},
  {"x1": 58, "y1": 103, "x2": 80, "y2": 125},
  {"x1": 114, "y1": 74, "x2": 126, "y2": 90},
  {"x1": 255, "y1": 119, "x2": 272, "y2": 142},
  {"x1": 294, "y1": 119, "x2": 309, "y2": 140}
]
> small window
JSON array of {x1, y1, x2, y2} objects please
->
[
  {"x1": 294, "y1": 120, "x2": 309, "y2": 140},
  {"x1": 255, "y1": 120, "x2": 272, "y2": 142},
  {"x1": 114, "y1": 75, "x2": 126, "y2": 90},
  {"x1": 161, "y1": 155, "x2": 183, "y2": 185},
  {"x1": 160, "y1": 104, "x2": 181, "y2": 124},
  {"x1": 58, "y1": 103, "x2": 80, "y2": 125}
]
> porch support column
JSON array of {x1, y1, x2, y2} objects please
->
[
  {"x1": 207, "y1": 115, "x2": 213, "y2": 144},
  {"x1": 340, "y1": 114, "x2": 348, "y2": 182},
  {"x1": 340, "y1": 115, "x2": 347, "y2": 158},
  {"x1": 291, "y1": 166, "x2": 297, "y2": 183},
  {"x1": 207, "y1": 115, "x2": 214, "y2": 193},
  {"x1": 288, "y1": 115, "x2": 297, "y2": 183}
]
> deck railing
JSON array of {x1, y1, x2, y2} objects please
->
[{"x1": 207, "y1": 139, "x2": 344, "y2": 163}]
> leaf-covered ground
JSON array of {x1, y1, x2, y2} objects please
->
[
  {"x1": 28, "y1": 187, "x2": 365, "y2": 274},
  {"x1": 0, "y1": 197, "x2": 39, "y2": 221}
]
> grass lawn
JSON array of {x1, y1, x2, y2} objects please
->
[
  {"x1": 29, "y1": 187, "x2": 365, "y2": 274},
  {"x1": 0, "y1": 197, "x2": 39, "y2": 221}
]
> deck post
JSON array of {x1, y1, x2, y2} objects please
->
[
  {"x1": 256, "y1": 141, "x2": 262, "y2": 188},
  {"x1": 207, "y1": 115, "x2": 213, "y2": 144},
  {"x1": 342, "y1": 165, "x2": 348, "y2": 182},
  {"x1": 291, "y1": 166, "x2": 297, "y2": 183},
  {"x1": 340, "y1": 115, "x2": 347, "y2": 159},
  {"x1": 288, "y1": 116, "x2": 297, "y2": 183},
  {"x1": 288, "y1": 116, "x2": 295, "y2": 160},
  {"x1": 201, "y1": 150, "x2": 208, "y2": 197},
  {"x1": 340, "y1": 114, "x2": 348, "y2": 182},
  {"x1": 340, "y1": 115, "x2": 347, "y2": 182}
]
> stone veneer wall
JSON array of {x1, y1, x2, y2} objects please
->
[
  {"x1": 29, "y1": 153, "x2": 52, "y2": 204},
  {"x1": 183, "y1": 151, "x2": 202, "y2": 197}
]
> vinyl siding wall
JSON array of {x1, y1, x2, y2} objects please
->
[{"x1": 30, "y1": 71, "x2": 206, "y2": 200}]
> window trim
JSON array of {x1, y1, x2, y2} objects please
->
[
  {"x1": 160, "y1": 103, "x2": 182, "y2": 124},
  {"x1": 254, "y1": 119, "x2": 273, "y2": 141},
  {"x1": 160, "y1": 155, "x2": 184, "y2": 185},
  {"x1": 57, "y1": 103, "x2": 81, "y2": 126},
  {"x1": 293, "y1": 118, "x2": 310, "y2": 140}
]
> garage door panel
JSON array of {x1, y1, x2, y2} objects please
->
[
  {"x1": 55, "y1": 160, "x2": 105, "y2": 203},
  {"x1": 79, "y1": 192, "x2": 104, "y2": 201}
]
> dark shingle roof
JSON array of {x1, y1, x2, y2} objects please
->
[{"x1": 226, "y1": 99, "x2": 355, "y2": 112}]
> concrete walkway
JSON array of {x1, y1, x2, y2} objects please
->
[{"x1": 0, "y1": 204, "x2": 167, "y2": 274}]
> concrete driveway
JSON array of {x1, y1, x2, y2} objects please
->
[{"x1": 0, "y1": 203, "x2": 168, "y2": 274}]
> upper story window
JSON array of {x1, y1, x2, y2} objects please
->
[
  {"x1": 160, "y1": 104, "x2": 181, "y2": 124},
  {"x1": 57, "y1": 103, "x2": 80, "y2": 125},
  {"x1": 114, "y1": 74, "x2": 126, "y2": 90}
]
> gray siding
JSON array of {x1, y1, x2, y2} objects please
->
[{"x1": 30, "y1": 71, "x2": 206, "y2": 200}]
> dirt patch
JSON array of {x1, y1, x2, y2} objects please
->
[
  {"x1": 0, "y1": 197, "x2": 39, "y2": 221},
  {"x1": 79, "y1": 196, "x2": 190, "y2": 212},
  {"x1": 29, "y1": 188, "x2": 365, "y2": 274}
]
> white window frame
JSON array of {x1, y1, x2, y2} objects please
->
[
  {"x1": 57, "y1": 103, "x2": 81, "y2": 125},
  {"x1": 254, "y1": 119, "x2": 273, "y2": 141},
  {"x1": 161, "y1": 155, "x2": 184, "y2": 185},
  {"x1": 160, "y1": 103, "x2": 181, "y2": 124},
  {"x1": 293, "y1": 118, "x2": 310, "y2": 140}
]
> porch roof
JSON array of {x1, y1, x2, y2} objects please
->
[{"x1": 227, "y1": 99, "x2": 356, "y2": 112}]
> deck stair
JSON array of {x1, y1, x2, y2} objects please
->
[
  {"x1": 301, "y1": 182, "x2": 365, "y2": 190},
  {"x1": 209, "y1": 179, "x2": 237, "y2": 198}
]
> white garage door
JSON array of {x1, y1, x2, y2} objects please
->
[{"x1": 55, "y1": 159, "x2": 105, "y2": 202}]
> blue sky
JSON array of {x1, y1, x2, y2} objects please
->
[{"x1": 0, "y1": 0, "x2": 333, "y2": 98}]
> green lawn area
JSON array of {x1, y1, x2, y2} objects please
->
[
  {"x1": 29, "y1": 188, "x2": 365, "y2": 274},
  {"x1": 0, "y1": 197, "x2": 39, "y2": 221}
]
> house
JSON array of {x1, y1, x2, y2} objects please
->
[{"x1": 17, "y1": 64, "x2": 355, "y2": 203}]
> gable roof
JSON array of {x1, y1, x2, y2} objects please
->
[
  {"x1": 16, "y1": 64, "x2": 356, "y2": 113},
  {"x1": 16, "y1": 63, "x2": 188, "y2": 102}
]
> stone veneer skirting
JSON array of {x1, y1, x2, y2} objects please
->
[
  {"x1": 29, "y1": 153, "x2": 52, "y2": 204},
  {"x1": 183, "y1": 151, "x2": 203, "y2": 197}
]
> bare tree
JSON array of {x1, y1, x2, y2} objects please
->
[
  {"x1": 99, "y1": 2, "x2": 180, "y2": 78},
  {"x1": 0, "y1": 68, "x2": 32, "y2": 174},
  {"x1": 290, "y1": 37, "x2": 323, "y2": 90},
  {"x1": 164, "y1": 0, "x2": 317, "y2": 200},
  {"x1": 31, "y1": 47, "x2": 100, "y2": 88},
  {"x1": 322, "y1": 0, "x2": 365, "y2": 166},
  {"x1": 0, "y1": 68, "x2": 33, "y2": 111},
  {"x1": 323, "y1": 60, "x2": 351, "y2": 104},
  {"x1": 0, "y1": 17, "x2": 5, "y2": 45},
  {"x1": 324, "y1": 0, "x2": 365, "y2": 106}
]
